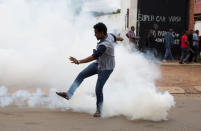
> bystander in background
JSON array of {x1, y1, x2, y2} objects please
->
[
  {"x1": 179, "y1": 31, "x2": 190, "y2": 64},
  {"x1": 126, "y1": 26, "x2": 139, "y2": 48},
  {"x1": 188, "y1": 29, "x2": 194, "y2": 62},
  {"x1": 163, "y1": 28, "x2": 174, "y2": 62},
  {"x1": 192, "y1": 30, "x2": 199, "y2": 62},
  {"x1": 146, "y1": 29, "x2": 158, "y2": 57}
]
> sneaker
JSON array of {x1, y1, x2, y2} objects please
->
[
  {"x1": 93, "y1": 111, "x2": 101, "y2": 117},
  {"x1": 179, "y1": 62, "x2": 183, "y2": 64},
  {"x1": 184, "y1": 61, "x2": 190, "y2": 64},
  {"x1": 56, "y1": 92, "x2": 69, "y2": 100}
]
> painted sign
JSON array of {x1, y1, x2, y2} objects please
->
[{"x1": 137, "y1": 0, "x2": 189, "y2": 58}]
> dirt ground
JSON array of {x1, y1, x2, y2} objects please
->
[{"x1": 1, "y1": 63, "x2": 201, "y2": 131}]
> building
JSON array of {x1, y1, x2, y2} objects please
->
[
  {"x1": 194, "y1": 0, "x2": 201, "y2": 33},
  {"x1": 121, "y1": 0, "x2": 194, "y2": 58},
  {"x1": 121, "y1": 0, "x2": 194, "y2": 32},
  {"x1": 121, "y1": 0, "x2": 138, "y2": 30},
  {"x1": 194, "y1": 0, "x2": 201, "y2": 21}
]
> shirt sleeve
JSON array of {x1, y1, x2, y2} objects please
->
[
  {"x1": 164, "y1": 34, "x2": 168, "y2": 43},
  {"x1": 171, "y1": 35, "x2": 174, "y2": 44},
  {"x1": 110, "y1": 33, "x2": 117, "y2": 42},
  {"x1": 92, "y1": 45, "x2": 106, "y2": 59},
  {"x1": 194, "y1": 34, "x2": 198, "y2": 40},
  {"x1": 193, "y1": 34, "x2": 196, "y2": 40}
]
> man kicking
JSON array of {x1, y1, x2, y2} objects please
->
[{"x1": 56, "y1": 22, "x2": 123, "y2": 117}]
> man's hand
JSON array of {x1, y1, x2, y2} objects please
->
[
  {"x1": 116, "y1": 36, "x2": 124, "y2": 41},
  {"x1": 69, "y1": 56, "x2": 79, "y2": 64}
]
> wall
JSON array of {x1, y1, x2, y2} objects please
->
[
  {"x1": 195, "y1": 21, "x2": 201, "y2": 33},
  {"x1": 121, "y1": 0, "x2": 138, "y2": 29},
  {"x1": 194, "y1": 0, "x2": 201, "y2": 14},
  {"x1": 189, "y1": 0, "x2": 194, "y2": 30}
]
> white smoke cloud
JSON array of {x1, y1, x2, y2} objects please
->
[
  {"x1": 0, "y1": 0, "x2": 96, "y2": 88},
  {"x1": 0, "y1": 0, "x2": 175, "y2": 121},
  {"x1": 83, "y1": 0, "x2": 121, "y2": 12}
]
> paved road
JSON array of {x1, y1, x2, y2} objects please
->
[{"x1": 0, "y1": 94, "x2": 201, "y2": 131}]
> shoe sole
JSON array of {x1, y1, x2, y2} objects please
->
[{"x1": 56, "y1": 92, "x2": 69, "y2": 100}]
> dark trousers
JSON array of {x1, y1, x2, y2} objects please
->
[
  {"x1": 192, "y1": 45, "x2": 198, "y2": 62},
  {"x1": 188, "y1": 49, "x2": 194, "y2": 62},
  {"x1": 180, "y1": 48, "x2": 191, "y2": 63},
  {"x1": 67, "y1": 62, "x2": 113, "y2": 112},
  {"x1": 163, "y1": 47, "x2": 174, "y2": 60}
]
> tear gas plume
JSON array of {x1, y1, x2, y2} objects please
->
[{"x1": 0, "y1": 0, "x2": 175, "y2": 121}]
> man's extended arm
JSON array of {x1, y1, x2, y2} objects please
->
[
  {"x1": 69, "y1": 44, "x2": 106, "y2": 64},
  {"x1": 69, "y1": 56, "x2": 95, "y2": 64}
]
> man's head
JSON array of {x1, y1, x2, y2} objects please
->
[
  {"x1": 195, "y1": 30, "x2": 199, "y2": 35},
  {"x1": 169, "y1": 28, "x2": 173, "y2": 33},
  {"x1": 149, "y1": 29, "x2": 153, "y2": 34},
  {"x1": 131, "y1": 26, "x2": 135, "y2": 31},
  {"x1": 93, "y1": 22, "x2": 107, "y2": 40}
]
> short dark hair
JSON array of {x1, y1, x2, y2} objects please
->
[
  {"x1": 169, "y1": 28, "x2": 173, "y2": 32},
  {"x1": 131, "y1": 26, "x2": 135, "y2": 29},
  {"x1": 93, "y1": 22, "x2": 107, "y2": 35}
]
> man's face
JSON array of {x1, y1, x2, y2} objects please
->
[
  {"x1": 131, "y1": 27, "x2": 135, "y2": 31},
  {"x1": 94, "y1": 29, "x2": 104, "y2": 40},
  {"x1": 169, "y1": 29, "x2": 173, "y2": 33},
  {"x1": 149, "y1": 29, "x2": 153, "y2": 34}
]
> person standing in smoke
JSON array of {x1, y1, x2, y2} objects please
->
[
  {"x1": 126, "y1": 26, "x2": 139, "y2": 47},
  {"x1": 56, "y1": 22, "x2": 124, "y2": 117},
  {"x1": 163, "y1": 28, "x2": 174, "y2": 62},
  {"x1": 146, "y1": 29, "x2": 157, "y2": 57}
]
